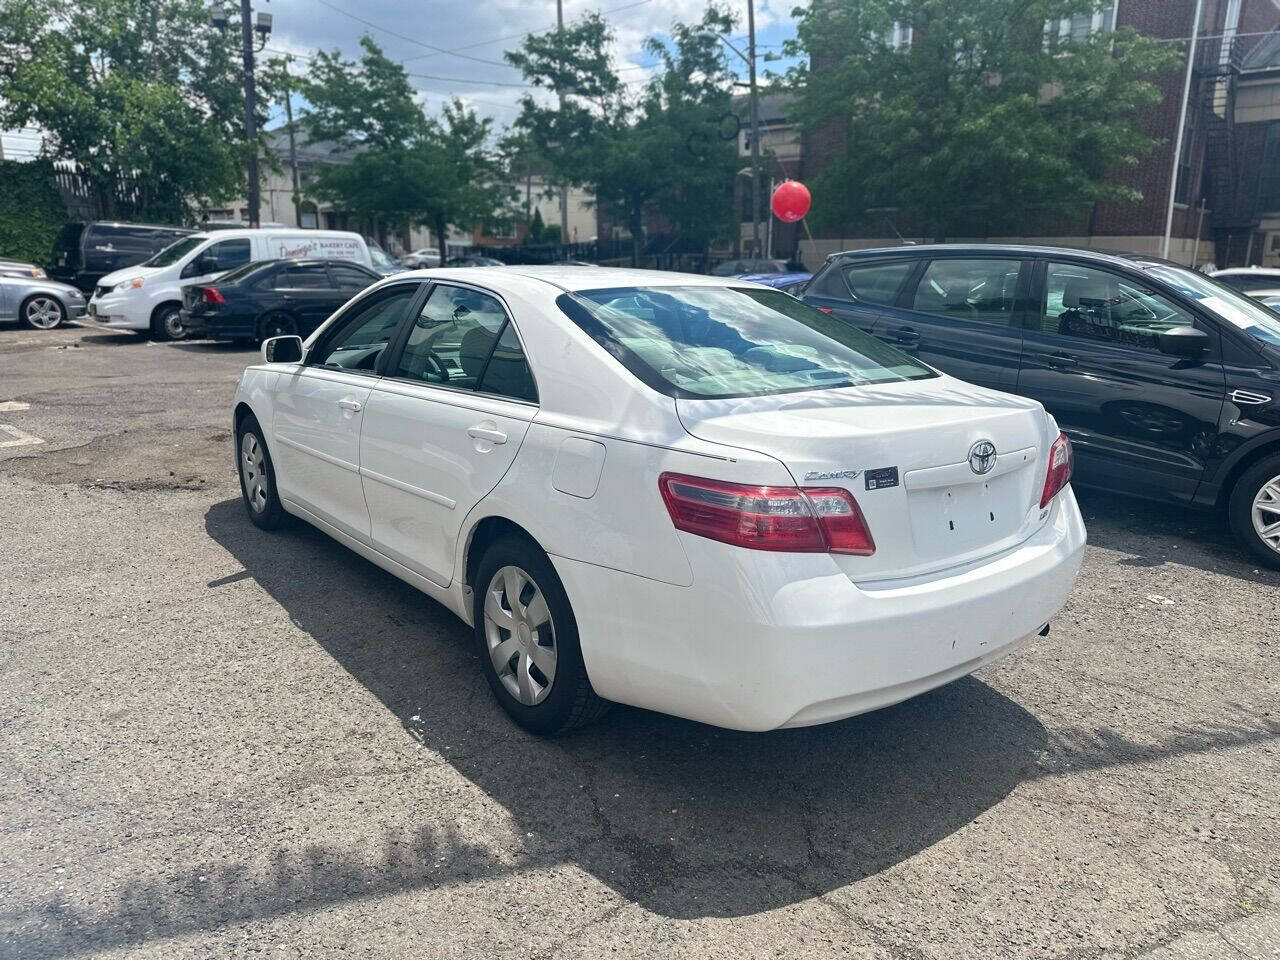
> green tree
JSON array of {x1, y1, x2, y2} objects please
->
[
  {"x1": 300, "y1": 37, "x2": 509, "y2": 257},
  {"x1": 0, "y1": 0, "x2": 257, "y2": 223},
  {"x1": 506, "y1": 7, "x2": 740, "y2": 262},
  {"x1": 785, "y1": 0, "x2": 1183, "y2": 239},
  {"x1": 527, "y1": 207, "x2": 546, "y2": 244}
]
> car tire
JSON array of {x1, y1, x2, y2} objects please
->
[
  {"x1": 258, "y1": 312, "x2": 298, "y2": 342},
  {"x1": 473, "y1": 535, "x2": 609, "y2": 735},
  {"x1": 19, "y1": 295, "x2": 66, "y2": 330},
  {"x1": 1228, "y1": 453, "x2": 1280, "y2": 569},
  {"x1": 236, "y1": 415, "x2": 289, "y2": 531},
  {"x1": 150, "y1": 302, "x2": 187, "y2": 341}
]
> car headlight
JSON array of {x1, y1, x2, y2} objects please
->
[
  {"x1": 116, "y1": 277, "x2": 144, "y2": 291},
  {"x1": 68, "y1": 289, "x2": 83, "y2": 298}
]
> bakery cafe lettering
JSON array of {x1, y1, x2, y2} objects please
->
[{"x1": 268, "y1": 237, "x2": 363, "y2": 261}]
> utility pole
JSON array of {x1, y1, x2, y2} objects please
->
[
  {"x1": 282, "y1": 56, "x2": 302, "y2": 228},
  {"x1": 746, "y1": 0, "x2": 761, "y2": 259},
  {"x1": 1162, "y1": 0, "x2": 1204, "y2": 262},
  {"x1": 556, "y1": 0, "x2": 569, "y2": 246},
  {"x1": 240, "y1": 0, "x2": 261, "y2": 228}
]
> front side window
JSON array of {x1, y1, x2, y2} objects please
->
[
  {"x1": 1146, "y1": 264, "x2": 1280, "y2": 350},
  {"x1": 311, "y1": 285, "x2": 417, "y2": 373},
  {"x1": 330, "y1": 264, "x2": 376, "y2": 290},
  {"x1": 563, "y1": 285, "x2": 935, "y2": 399},
  {"x1": 912, "y1": 258, "x2": 1021, "y2": 324},
  {"x1": 1040, "y1": 263, "x2": 1195, "y2": 350},
  {"x1": 203, "y1": 239, "x2": 251, "y2": 272}
]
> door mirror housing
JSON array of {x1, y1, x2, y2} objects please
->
[
  {"x1": 262, "y1": 335, "x2": 303, "y2": 364},
  {"x1": 1157, "y1": 325, "x2": 1210, "y2": 358}
]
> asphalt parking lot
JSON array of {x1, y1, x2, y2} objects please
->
[{"x1": 2, "y1": 322, "x2": 1278, "y2": 960}]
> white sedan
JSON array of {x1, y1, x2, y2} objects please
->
[{"x1": 232, "y1": 267, "x2": 1086, "y2": 734}]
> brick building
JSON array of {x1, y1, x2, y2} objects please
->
[{"x1": 799, "y1": 0, "x2": 1280, "y2": 269}]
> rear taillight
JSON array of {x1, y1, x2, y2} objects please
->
[
  {"x1": 1040, "y1": 433, "x2": 1073, "y2": 508},
  {"x1": 201, "y1": 287, "x2": 225, "y2": 305},
  {"x1": 658, "y1": 473, "x2": 875, "y2": 556}
]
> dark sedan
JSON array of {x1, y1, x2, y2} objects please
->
[
  {"x1": 180, "y1": 258, "x2": 380, "y2": 342},
  {"x1": 802, "y1": 244, "x2": 1280, "y2": 567}
]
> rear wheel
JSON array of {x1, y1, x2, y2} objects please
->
[
  {"x1": 258, "y1": 312, "x2": 298, "y2": 342},
  {"x1": 1228, "y1": 453, "x2": 1280, "y2": 569},
  {"x1": 19, "y1": 295, "x2": 65, "y2": 330},
  {"x1": 473, "y1": 535, "x2": 608, "y2": 734},
  {"x1": 236, "y1": 415, "x2": 289, "y2": 530},
  {"x1": 150, "y1": 302, "x2": 187, "y2": 341}
]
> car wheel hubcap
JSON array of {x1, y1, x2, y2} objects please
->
[
  {"x1": 164, "y1": 310, "x2": 185, "y2": 339},
  {"x1": 240, "y1": 432, "x2": 269, "y2": 513},
  {"x1": 1252, "y1": 474, "x2": 1280, "y2": 555},
  {"x1": 484, "y1": 565, "x2": 556, "y2": 706},
  {"x1": 26, "y1": 297, "x2": 61, "y2": 329}
]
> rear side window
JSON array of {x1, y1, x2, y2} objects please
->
[
  {"x1": 911, "y1": 258, "x2": 1021, "y2": 325},
  {"x1": 563, "y1": 285, "x2": 935, "y2": 399}
]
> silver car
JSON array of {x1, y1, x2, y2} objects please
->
[
  {"x1": 0, "y1": 258, "x2": 47, "y2": 280},
  {"x1": 1, "y1": 273, "x2": 86, "y2": 329}
]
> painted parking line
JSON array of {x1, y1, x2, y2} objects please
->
[
  {"x1": 0, "y1": 424, "x2": 43, "y2": 448},
  {"x1": 0, "y1": 401, "x2": 31, "y2": 412}
]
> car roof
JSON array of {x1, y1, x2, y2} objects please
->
[
  {"x1": 400, "y1": 264, "x2": 765, "y2": 293},
  {"x1": 829, "y1": 243, "x2": 1181, "y2": 271}
]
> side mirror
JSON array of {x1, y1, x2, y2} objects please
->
[
  {"x1": 262, "y1": 335, "x2": 303, "y2": 364},
  {"x1": 1157, "y1": 326, "x2": 1210, "y2": 357}
]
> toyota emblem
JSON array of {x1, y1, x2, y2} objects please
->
[{"x1": 968, "y1": 440, "x2": 997, "y2": 475}]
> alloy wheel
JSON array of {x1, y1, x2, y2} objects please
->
[
  {"x1": 240, "y1": 432, "x2": 269, "y2": 513},
  {"x1": 1252, "y1": 474, "x2": 1280, "y2": 555},
  {"x1": 24, "y1": 297, "x2": 62, "y2": 329},
  {"x1": 483, "y1": 565, "x2": 557, "y2": 706}
]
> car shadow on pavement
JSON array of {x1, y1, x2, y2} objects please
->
[
  {"x1": 171, "y1": 340, "x2": 259, "y2": 353},
  {"x1": 1074, "y1": 488, "x2": 1280, "y2": 585},
  {"x1": 197, "y1": 499, "x2": 1050, "y2": 920}
]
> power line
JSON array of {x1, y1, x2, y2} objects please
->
[{"x1": 308, "y1": 0, "x2": 516, "y2": 68}]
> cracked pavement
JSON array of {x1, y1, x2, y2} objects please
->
[{"x1": 1, "y1": 322, "x2": 1278, "y2": 959}]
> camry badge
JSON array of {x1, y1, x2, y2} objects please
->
[
  {"x1": 803, "y1": 469, "x2": 861, "y2": 481},
  {"x1": 968, "y1": 440, "x2": 998, "y2": 475}
]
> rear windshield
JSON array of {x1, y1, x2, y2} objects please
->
[
  {"x1": 217, "y1": 260, "x2": 277, "y2": 285},
  {"x1": 561, "y1": 285, "x2": 936, "y2": 399}
]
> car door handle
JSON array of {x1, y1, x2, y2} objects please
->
[
  {"x1": 889, "y1": 325, "x2": 920, "y2": 345},
  {"x1": 467, "y1": 425, "x2": 507, "y2": 444},
  {"x1": 337, "y1": 398, "x2": 362, "y2": 412},
  {"x1": 1045, "y1": 352, "x2": 1078, "y2": 368}
]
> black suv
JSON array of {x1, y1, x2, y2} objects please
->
[
  {"x1": 803, "y1": 244, "x2": 1280, "y2": 567},
  {"x1": 50, "y1": 221, "x2": 195, "y2": 293}
]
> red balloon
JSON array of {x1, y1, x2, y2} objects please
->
[{"x1": 771, "y1": 180, "x2": 811, "y2": 223}]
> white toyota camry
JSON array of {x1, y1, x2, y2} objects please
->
[{"x1": 232, "y1": 267, "x2": 1085, "y2": 734}]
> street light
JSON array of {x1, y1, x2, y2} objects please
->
[{"x1": 701, "y1": 7, "x2": 762, "y2": 258}]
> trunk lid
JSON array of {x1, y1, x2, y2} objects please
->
[{"x1": 676, "y1": 377, "x2": 1054, "y2": 581}]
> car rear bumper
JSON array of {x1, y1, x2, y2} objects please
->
[
  {"x1": 553, "y1": 487, "x2": 1086, "y2": 731},
  {"x1": 178, "y1": 309, "x2": 255, "y2": 340}
]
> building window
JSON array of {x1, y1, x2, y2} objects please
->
[
  {"x1": 1046, "y1": 3, "x2": 1115, "y2": 48},
  {"x1": 874, "y1": 21, "x2": 911, "y2": 49},
  {"x1": 1256, "y1": 123, "x2": 1280, "y2": 214}
]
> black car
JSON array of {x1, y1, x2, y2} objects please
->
[
  {"x1": 179, "y1": 258, "x2": 380, "y2": 343},
  {"x1": 802, "y1": 244, "x2": 1280, "y2": 567},
  {"x1": 49, "y1": 221, "x2": 195, "y2": 293}
]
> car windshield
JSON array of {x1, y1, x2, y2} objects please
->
[
  {"x1": 563, "y1": 285, "x2": 936, "y2": 399},
  {"x1": 143, "y1": 235, "x2": 206, "y2": 267},
  {"x1": 1145, "y1": 265, "x2": 1280, "y2": 350}
]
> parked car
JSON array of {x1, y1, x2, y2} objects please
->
[
  {"x1": 400, "y1": 247, "x2": 441, "y2": 268},
  {"x1": 180, "y1": 258, "x2": 380, "y2": 343},
  {"x1": 1210, "y1": 266, "x2": 1280, "y2": 301},
  {"x1": 49, "y1": 221, "x2": 195, "y2": 293},
  {"x1": 803, "y1": 244, "x2": 1280, "y2": 567},
  {"x1": 738, "y1": 271, "x2": 812, "y2": 296},
  {"x1": 369, "y1": 246, "x2": 408, "y2": 276},
  {"x1": 711, "y1": 257, "x2": 790, "y2": 277},
  {"x1": 0, "y1": 258, "x2": 48, "y2": 279},
  {"x1": 442, "y1": 255, "x2": 505, "y2": 268},
  {"x1": 232, "y1": 267, "x2": 1084, "y2": 734},
  {"x1": 0, "y1": 273, "x2": 86, "y2": 329},
  {"x1": 88, "y1": 228, "x2": 374, "y2": 341}
]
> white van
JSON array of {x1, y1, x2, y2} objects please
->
[{"x1": 87, "y1": 229, "x2": 372, "y2": 340}]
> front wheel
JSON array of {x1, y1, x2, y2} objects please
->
[
  {"x1": 19, "y1": 295, "x2": 66, "y2": 330},
  {"x1": 473, "y1": 536, "x2": 608, "y2": 735},
  {"x1": 1228, "y1": 454, "x2": 1280, "y2": 569},
  {"x1": 150, "y1": 303, "x2": 188, "y2": 341},
  {"x1": 236, "y1": 415, "x2": 289, "y2": 530}
]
